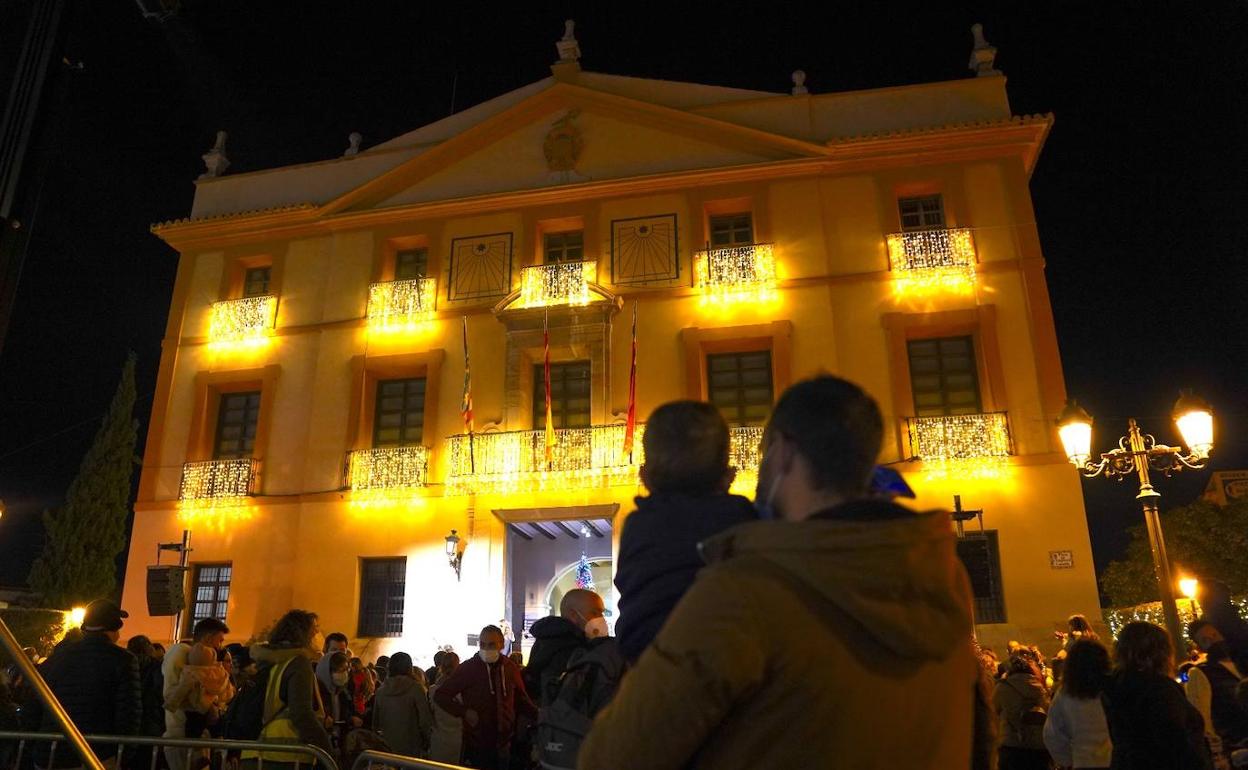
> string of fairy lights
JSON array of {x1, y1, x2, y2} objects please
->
[
  {"x1": 907, "y1": 412, "x2": 1012, "y2": 463},
  {"x1": 366, "y1": 277, "x2": 436, "y2": 333},
  {"x1": 693, "y1": 243, "x2": 777, "y2": 303},
  {"x1": 517, "y1": 260, "x2": 597, "y2": 308},
  {"x1": 886, "y1": 228, "x2": 978, "y2": 295},
  {"x1": 208, "y1": 294, "x2": 278, "y2": 345}
]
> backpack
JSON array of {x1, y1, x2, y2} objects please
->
[
  {"x1": 1006, "y1": 679, "x2": 1048, "y2": 751},
  {"x1": 536, "y1": 639, "x2": 625, "y2": 770},
  {"x1": 222, "y1": 660, "x2": 288, "y2": 740}
]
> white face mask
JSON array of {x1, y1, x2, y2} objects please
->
[
  {"x1": 584, "y1": 616, "x2": 609, "y2": 640},
  {"x1": 332, "y1": 671, "x2": 349, "y2": 687},
  {"x1": 479, "y1": 649, "x2": 500, "y2": 664}
]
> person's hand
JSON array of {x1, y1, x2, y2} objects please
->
[
  {"x1": 350, "y1": 716, "x2": 363, "y2": 728},
  {"x1": 323, "y1": 715, "x2": 334, "y2": 728},
  {"x1": 464, "y1": 709, "x2": 479, "y2": 728}
]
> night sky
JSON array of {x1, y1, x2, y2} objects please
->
[{"x1": 1, "y1": 2, "x2": 1246, "y2": 595}]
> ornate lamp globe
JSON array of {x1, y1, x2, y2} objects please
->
[
  {"x1": 1172, "y1": 390, "x2": 1214, "y2": 460},
  {"x1": 1056, "y1": 399, "x2": 1094, "y2": 467}
]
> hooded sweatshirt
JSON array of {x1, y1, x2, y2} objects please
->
[
  {"x1": 373, "y1": 674, "x2": 433, "y2": 758},
  {"x1": 580, "y1": 498, "x2": 983, "y2": 770}
]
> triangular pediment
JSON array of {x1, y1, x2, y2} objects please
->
[{"x1": 322, "y1": 83, "x2": 827, "y2": 215}]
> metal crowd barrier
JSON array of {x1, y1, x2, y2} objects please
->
[
  {"x1": 351, "y1": 750, "x2": 468, "y2": 770},
  {"x1": 0, "y1": 732, "x2": 339, "y2": 770}
]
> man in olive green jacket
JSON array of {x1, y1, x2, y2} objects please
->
[{"x1": 580, "y1": 376, "x2": 988, "y2": 770}]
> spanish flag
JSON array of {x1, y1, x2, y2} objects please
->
[
  {"x1": 544, "y1": 309, "x2": 555, "y2": 464},
  {"x1": 461, "y1": 316, "x2": 475, "y2": 472}
]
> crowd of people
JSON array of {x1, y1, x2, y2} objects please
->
[{"x1": 4, "y1": 376, "x2": 1248, "y2": 769}]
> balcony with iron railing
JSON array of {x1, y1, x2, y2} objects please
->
[
  {"x1": 885, "y1": 228, "x2": 977, "y2": 293},
  {"x1": 905, "y1": 412, "x2": 1011, "y2": 463},
  {"x1": 208, "y1": 295, "x2": 278, "y2": 346},
  {"x1": 179, "y1": 458, "x2": 260, "y2": 503},
  {"x1": 366, "y1": 278, "x2": 436, "y2": 332},
  {"x1": 693, "y1": 243, "x2": 777, "y2": 302},
  {"x1": 516, "y1": 261, "x2": 598, "y2": 308},
  {"x1": 444, "y1": 424, "x2": 764, "y2": 495},
  {"x1": 345, "y1": 445, "x2": 430, "y2": 493}
]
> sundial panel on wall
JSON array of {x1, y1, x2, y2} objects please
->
[
  {"x1": 611, "y1": 214, "x2": 679, "y2": 285},
  {"x1": 447, "y1": 233, "x2": 514, "y2": 302}
]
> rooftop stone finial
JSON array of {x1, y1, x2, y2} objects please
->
[
  {"x1": 344, "y1": 132, "x2": 362, "y2": 157},
  {"x1": 199, "y1": 130, "x2": 229, "y2": 179},
  {"x1": 791, "y1": 70, "x2": 808, "y2": 95},
  {"x1": 556, "y1": 19, "x2": 581, "y2": 62},
  {"x1": 969, "y1": 23, "x2": 1000, "y2": 77}
]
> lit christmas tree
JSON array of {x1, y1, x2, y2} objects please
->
[{"x1": 575, "y1": 553, "x2": 596, "y2": 590}]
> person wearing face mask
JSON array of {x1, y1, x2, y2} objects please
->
[
  {"x1": 614, "y1": 400, "x2": 757, "y2": 664},
  {"x1": 524, "y1": 589, "x2": 607, "y2": 707},
  {"x1": 433, "y1": 626, "x2": 536, "y2": 770},
  {"x1": 315, "y1": 652, "x2": 361, "y2": 755},
  {"x1": 581, "y1": 376, "x2": 987, "y2": 770},
  {"x1": 1187, "y1": 619, "x2": 1248, "y2": 763}
]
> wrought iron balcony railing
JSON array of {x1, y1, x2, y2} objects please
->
[
  {"x1": 209, "y1": 295, "x2": 278, "y2": 345},
  {"x1": 693, "y1": 243, "x2": 777, "y2": 300},
  {"x1": 445, "y1": 424, "x2": 764, "y2": 495},
  {"x1": 367, "y1": 278, "x2": 436, "y2": 332},
  {"x1": 906, "y1": 412, "x2": 1011, "y2": 462},
  {"x1": 346, "y1": 445, "x2": 430, "y2": 492},
  {"x1": 517, "y1": 261, "x2": 598, "y2": 308},
  {"x1": 179, "y1": 458, "x2": 260, "y2": 501},
  {"x1": 885, "y1": 228, "x2": 977, "y2": 291}
]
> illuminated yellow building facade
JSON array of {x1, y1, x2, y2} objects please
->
[{"x1": 121, "y1": 32, "x2": 1101, "y2": 658}]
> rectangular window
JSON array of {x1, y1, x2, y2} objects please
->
[
  {"x1": 707, "y1": 351, "x2": 773, "y2": 425},
  {"x1": 394, "y1": 248, "x2": 428, "y2": 281},
  {"x1": 533, "y1": 361, "x2": 591, "y2": 429},
  {"x1": 708, "y1": 213, "x2": 754, "y2": 247},
  {"x1": 213, "y1": 391, "x2": 261, "y2": 459},
  {"x1": 543, "y1": 230, "x2": 584, "y2": 263},
  {"x1": 898, "y1": 195, "x2": 946, "y2": 231},
  {"x1": 358, "y1": 557, "x2": 406, "y2": 638},
  {"x1": 907, "y1": 336, "x2": 981, "y2": 417},
  {"x1": 373, "y1": 377, "x2": 427, "y2": 447},
  {"x1": 189, "y1": 563, "x2": 231, "y2": 628},
  {"x1": 956, "y1": 532, "x2": 1005, "y2": 624},
  {"x1": 243, "y1": 267, "x2": 272, "y2": 297}
]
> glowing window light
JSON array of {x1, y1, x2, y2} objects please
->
[
  {"x1": 179, "y1": 458, "x2": 258, "y2": 505},
  {"x1": 518, "y1": 261, "x2": 597, "y2": 308},
  {"x1": 728, "y1": 426, "x2": 764, "y2": 496},
  {"x1": 346, "y1": 445, "x2": 430, "y2": 491},
  {"x1": 446, "y1": 424, "x2": 644, "y2": 495},
  {"x1": 367, "y1": 278, "x2": 436, "y2": 333},
  {"x1": 209, "y1": 295, "x2": 277, "y2": 346},
  {"x1": 694, "y1": 243, "x2": 777, "y2": 304},
  {"x1": 886, "y1": 229, "x2": 976, "y2": 294},
  {"x1": 907, "y1": 413, "x2": 1011, "y2": 462}
]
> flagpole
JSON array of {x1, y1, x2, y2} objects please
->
[
  {"x1": 543, "y1": 307, "x2": 554, "y2": 470},
  {"x1": 461, "y1": 316, "x2": 475, "y2": 475},
  {"x1": 624, "y1": 300, "x2": 638, "y2": 464}
]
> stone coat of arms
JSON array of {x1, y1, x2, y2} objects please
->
[{"x1": 543, "y1": 109, "x2": 583, "y2": 172}]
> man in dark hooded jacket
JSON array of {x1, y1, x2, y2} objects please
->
[
  {"x1": 614, "y1": 400, "x2": 756, "y2": 662},
  {"x1": 524, "y1": 589, "x2": 608, "y2": 706}
]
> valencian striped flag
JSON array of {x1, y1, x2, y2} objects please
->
[
  {"x1": 623, "y1": 300, "x2": 638, "y2": 458},
  {"x1": 461, "y1": 317, "x2": 475, "y2": 472},
  {"x1": 544, "y1": 308, "x2": 555, "y2": 464}
]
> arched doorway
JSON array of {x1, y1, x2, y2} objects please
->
[{"x1": 543, "y1": 556, "x2": 616, "y2": 634}]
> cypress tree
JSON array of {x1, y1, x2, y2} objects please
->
[{"x1": 28, "y1": 353, "x2": 139, "y2": 607}]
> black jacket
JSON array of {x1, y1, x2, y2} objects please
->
[
  {"x1": 136, "y1": 655, "x2": 165, "y2": 737},
  {"x1": 1102, "y1": 669, "x2": 1213, "y2": 770},
  {"x1": 522, "y1": 616, "x2": 585, "y2": 707},
  {"x1": 24, "y1": 633, "x2": 141, "y2": 763},
  {"x1": 614, "y1": 492, "x2": 757, "y2": 662}
]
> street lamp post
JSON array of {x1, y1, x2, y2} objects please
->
[{"x1": 1057, "y1": 391, "x2": 1215, "y2": 660}]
